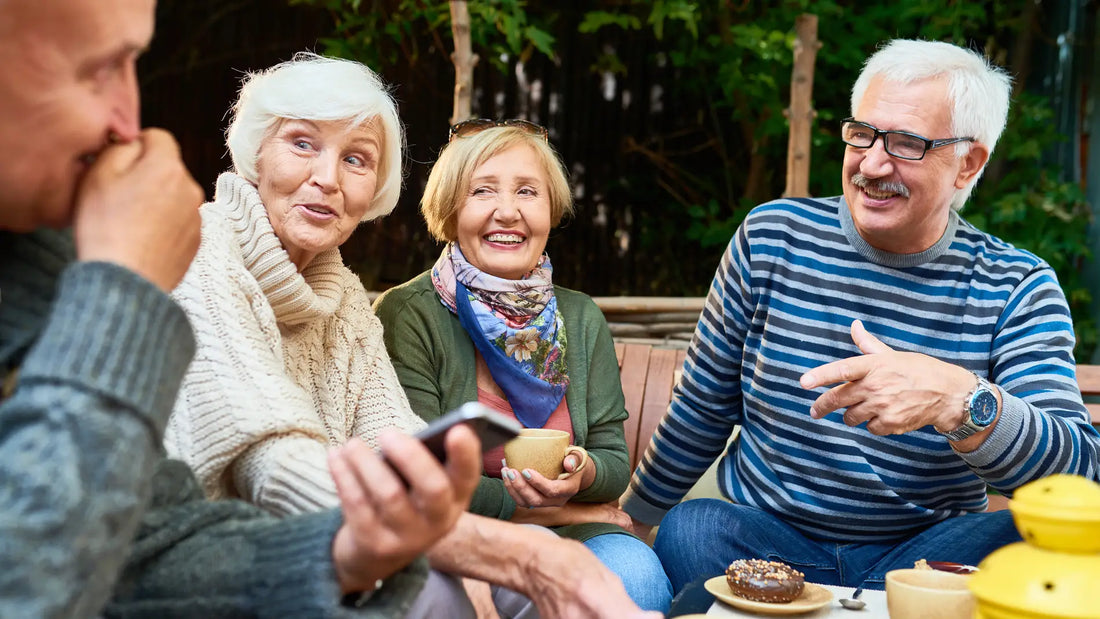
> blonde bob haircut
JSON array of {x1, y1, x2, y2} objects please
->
[
  {"x1": 225, "y1": 52, "x2": 405, "y2": 222},
  {"x1": 420, "y1": 126, "x2": 573, "y2": 243}
]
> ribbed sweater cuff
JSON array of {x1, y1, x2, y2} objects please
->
[
  {"x1": 572, "y1": 451, "x2": 615, "y2": 503},
  {"x1": 619, "y1": 486, "x2": 672, "y2": 527},
  {"x1": 252, "y1": 509, "x2": 429, "y2": 617},
  {"x1": 19, "y1": 261, "x2": 196, "y2": 437}
]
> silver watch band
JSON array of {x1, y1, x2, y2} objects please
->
[{"x1": 937, "y1": 373, "x2": 987, "y2": 441}]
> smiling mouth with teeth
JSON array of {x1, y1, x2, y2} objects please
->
[
  {"x1": 303, "y1": 205, "x2": 333, "y2": 215},
  {"x1": 485, "y1": 233, "x2": 525, "y2": 244},
  {"x1": 863, "y1": 188, "x2": 898, "y2": 199}
]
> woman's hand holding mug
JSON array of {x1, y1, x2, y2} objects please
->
[{"x1": 501, "y1": 429, "x2": 591, "y2": 508}]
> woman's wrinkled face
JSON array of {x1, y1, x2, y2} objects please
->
[
  {"x1": 456, "y1": 144, "x2": 552, "y2": 280},
  {"x1": 256, "y1": 118, "x2": 382, "y2": 270}
]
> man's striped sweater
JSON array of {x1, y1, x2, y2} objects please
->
[{"x1": 621, "y1": 195, "x2": 1100, "y2": 542}]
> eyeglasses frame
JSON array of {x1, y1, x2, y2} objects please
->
[
  {"x1": 448, "y1": 118, "x2": 549, "y2": 143},
  {"x1": 840, "y1": 117, "x2": 975, "y2": 161}
]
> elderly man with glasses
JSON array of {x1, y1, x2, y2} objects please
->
[{"x1": 622, "y1": 39, "x2": 1100, "y2": 594}]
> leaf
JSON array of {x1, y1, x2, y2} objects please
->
[
  {"x1": 525, "y1": 26, "x2": 556, "y2": 58},
  {"x1": 579, "y1": 11, "x2": 641, "y2": 33}
]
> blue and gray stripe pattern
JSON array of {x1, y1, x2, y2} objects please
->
[{"x1": 624, "y1": 196, "x2": 1099, "y2": 542}]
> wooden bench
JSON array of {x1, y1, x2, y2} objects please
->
[
  {"x1": 615, "y1": 342, "x2": 686, "y2": 469},
  {"x1": 614, "y1": 342, "x2": 1099, "y2": 512},
  {"x1": 1079, "y1": 364, "x2": 1100, "y2": 425}
]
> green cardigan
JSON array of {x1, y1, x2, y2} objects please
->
[{"x1": 374, "y1": 271, "x2": 631, "y2": 542}]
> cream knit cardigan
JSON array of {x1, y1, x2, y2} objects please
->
[{"x1": 166, "y1": 172, "x2": 425, "y2": 516}]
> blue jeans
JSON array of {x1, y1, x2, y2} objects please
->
[
  {"x1": 584, "y1": 532, "x2": 673, "y2": 614},
  {"x1": 653, "y1": 499, "x2": 1021, "y2": 593}
]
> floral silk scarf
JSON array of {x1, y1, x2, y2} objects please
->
[{"x1": 432, "y1": 243, "x2": 568, "y2": 428}]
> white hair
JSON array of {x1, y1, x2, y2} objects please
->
[
  {"x1": 850, "y1": 40, "x2": 1013, "y2": 210},
  {"x1": 225, "y1": 52, "x2": 405, "y2": 221}
]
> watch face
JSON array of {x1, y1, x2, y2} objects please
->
[{"x1": 970, "y1": 389, "x2": 998, "y2": 425}]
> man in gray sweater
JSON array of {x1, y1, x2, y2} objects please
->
[{"x1": 0, "y1": 0, "x2": 484, "y2": 616}]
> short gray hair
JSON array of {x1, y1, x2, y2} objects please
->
[
  {"x1": 850, "y1": 40, "x2": 1012, "y2": 210},
  {"x1": 225, "y1": 52, "x2": 405, "y2": 221}
]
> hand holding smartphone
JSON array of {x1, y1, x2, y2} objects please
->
[{"x1": 414, "y1": 402, "x2": 522, "y2": 462}]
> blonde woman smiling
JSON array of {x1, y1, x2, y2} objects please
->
[{"x1": 375, "y1": 120, "x2": 673, "y2": 614}]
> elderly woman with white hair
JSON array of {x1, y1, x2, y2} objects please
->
[
  {"x1": 165, "y1": 53, "x2": 421, "y2": 514},
  {"x1": 164, "y1": 53, "x2": 473, "y2": 614},
  {"x1": 165, "y1": 54, "x2": 660, "y2": 619}
]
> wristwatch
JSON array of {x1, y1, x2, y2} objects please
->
[{"x1": 937, "y1": 373, "x2": 998, "y2": 441}]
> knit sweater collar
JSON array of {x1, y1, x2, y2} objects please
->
[
  {"x1": 838, "y1": 195, "x2": 958, "y2": 268},
  {"x1": 214, "y1": 172, "x2": 345, "y2": 325}
]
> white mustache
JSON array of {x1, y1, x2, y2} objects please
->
[{"x1": 851, "y1": 173, "x2": 910, "y2": 198}]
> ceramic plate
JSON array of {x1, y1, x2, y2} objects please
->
[{"x1": 704, "y1": 576, "x2": 833, "y2": 616}]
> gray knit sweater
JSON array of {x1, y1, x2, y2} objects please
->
[{"x1": 0, "y1": 228, "x2": 426, "y2": 617}]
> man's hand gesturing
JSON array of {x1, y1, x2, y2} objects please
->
[{"x1": 801, "y1": 319, "x2": 977, "y2": 436}]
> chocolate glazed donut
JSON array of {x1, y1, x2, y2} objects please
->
[{"x1": 725, "y1": 559, "x2": 806, "y2": 603}]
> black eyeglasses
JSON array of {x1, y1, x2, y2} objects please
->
[
  {"x1": 448, "y1": 118, "x2": 549, "y2": 143},
  {"x1": 840, "y1": 118, "x2": 974, "y2": 161}
]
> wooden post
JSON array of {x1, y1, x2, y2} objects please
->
[
  {"x1": 783, "y1": 14, "x2": 820, "y2": 198},
  {"x1": 449, "y1": 1, "x2": 479, "y2": 125}
]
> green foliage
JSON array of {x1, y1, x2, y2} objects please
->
[
  {"x1": 293, "y1": 0, "x2": 1096, "y2": 360},
  {"x1": 967, "y1": 93, "x2": 1095, "y2": 359},
  {"x1": 289, "y1": 0, "x2": 555, "y2": 70},
  {"x1": 647, "y1": 0, "x2": 699, "y2": 39},
  {"x1": 578, "y1": 11, "x2": 641, "y2": 34}
]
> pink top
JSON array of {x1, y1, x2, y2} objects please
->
[{"x1": 479, "y1": 388, "x2": 573, "y2": 478}]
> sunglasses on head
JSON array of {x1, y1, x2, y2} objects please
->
[{"x1": 448, "y1": 118, "x2": 549, "y2": 142}]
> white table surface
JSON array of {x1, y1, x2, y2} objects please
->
[{"x1": 705, "y1": 584, "x2": 888, "y2": 618}]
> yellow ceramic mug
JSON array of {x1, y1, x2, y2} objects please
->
[{"x1": 503, "y1": 429, "x2": 589, "y2": 480}]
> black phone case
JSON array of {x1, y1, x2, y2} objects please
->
[{"x1": 415, "y1": 402, "x2": 523, "y2": 461}]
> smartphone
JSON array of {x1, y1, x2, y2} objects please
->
[{"x1": 414, "y1": 402, "x2": 522, "y2": 462}]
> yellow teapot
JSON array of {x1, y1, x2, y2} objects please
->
[{"x1": 969, "y1": 474, "x2": 1100, "y2": 619}]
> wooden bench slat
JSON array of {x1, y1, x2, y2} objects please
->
[
  {"x1": 1087, "y1": 403, "x2": 1100, "y2": 425},
  {"x1": 1077, "y1": 364, "x2": 1100, "y2": 395},
  {"x1": 636, "y1": 349, "x2": 681, "y2": 466},
  {"x1": 619, "y1": 344, "x2": 653, "y2": 468},
  {"x1": 614, "y1": 342, "x2": 625, "y2": 368},
  {"x1": 986, "y1": 493, "x2": 1011, "y2": 512},
  {"x1": 594, "y1": 297, "x2": 707, "y2": 313},
  {"x1": 1077, "y1": 365, "x2": 1100, "y2": 425}
]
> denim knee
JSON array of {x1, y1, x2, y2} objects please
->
[
  {"x1": 583, "y1": 533, "x2": 672, "y2": 614},
  {"x1": 654, "y1": 498, "x2": 730, "y2": 544},
  {"x1": 653, "y1": 499, "x2": 840, "y2": 592}
]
